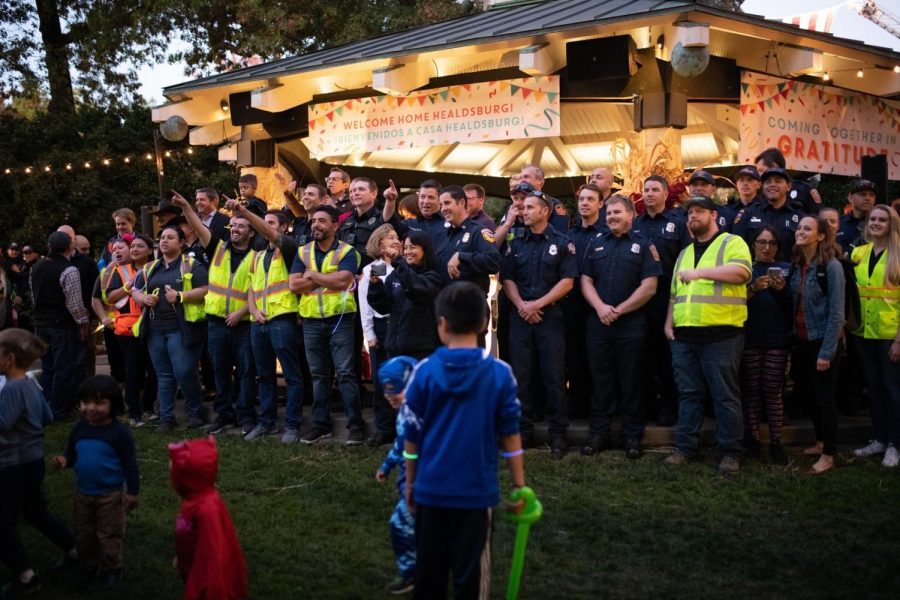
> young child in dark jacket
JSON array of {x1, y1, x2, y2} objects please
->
[
  {"x1": 53, "y1": 375, "x2": 139, "y2": 589},
  {"x1": 0, "y1": 328, "x2": 76, "y2": 598},
  {"x1": 402, "y1": 282, "x2": 526, "y2": 600}
]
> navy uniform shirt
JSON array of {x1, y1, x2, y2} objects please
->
[
  {"x1": 469, "y1": 210, "x2": 497, "y2": 232},
  {"x1": 291, "y1": 216, "x2": 311, "y2": 245},
  {"x1": 581, "y1": 229, "x2": 662, "y2": 320},
  {"x1": 500, "y1": 225, "x2": 578, "y2": 303},
  {"x1": 545, "y1": 195, "x2": 571, "y2": 232},
  {"x1": 403, "y1": 214, "x2": 447, "y2": 254},
  {"x1": 732, "y1": 200, "x2": 804, "y2": 262},
  {"x1": 837, "y1": 213, "x2": 865, "y2": 256},
  {"x1": 338, "y1": 205, "x2": 404, "y2": 270},
  {"x1": 568, "y1": 218, "x2": 608, "y2": 267},
  {"x1": 631, "y1": 210, "x2": 690, "y2": 314},
  {"x1": 436, "y1": 218, "x2": 502, "y2": 294}
]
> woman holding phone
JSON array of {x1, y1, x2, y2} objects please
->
[
  {"x1": 851, "y1": 205, "x2": 900, "y2": 468},
  {"x1": 790, "y1": 216, "x2": 845, "y2": 474},
  {"x1": 741, "y1": 226, "x2": 792, "y2": 464}
]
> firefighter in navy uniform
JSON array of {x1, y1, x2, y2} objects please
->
[
  {"x1": 581, "y1": 195, "x2": 661, "y2": 459},
  {"x1": 338, "y1": 177, "x2": 404, "y2": 269},
  {"x1": 731, "y1": 167, "x2": 805, "y2": 262},
  {"x1": 631, "y1": 176, "x2": 690, "y2": 426},
  {"x1": 436, "y1": 185, "x2": 502, "y2": 297},
  {"x1": 688, "y1": 170, "x2": 734, "y2": 231},
  {"x1": 501, "y1": 190, "x2": 577, "y2": 457}
]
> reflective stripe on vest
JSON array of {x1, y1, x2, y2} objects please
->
[
  {"x1": 298, "y1": 241, "x2": 357, "y2": 319},
  {"x1": 205, "y1": 241, "x2": 254, "y2": 319},
  {"x1": 672, "y1": 234, "x2": 749, "y2": 327},
  {"x1": 852, "y1": 243, "x2": 900, "y2": 339},
  {"x1": 141, "y1": 256, "x2": 206, "y2": 323},
  {"x1": 249, "y1": 247, "x2": 298, "y2": 320}
]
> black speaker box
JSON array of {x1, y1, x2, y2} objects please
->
[
  {"x1": 567, "y1": 35, "x2": 639, "y2": 83},
  {"x1": 861, "y1": 154, "x2": 889, "y2": 205},
  {"x1": 634, "y1": 92, "x2": 687, "y2": 130},
  {"x1": 237, "y1": 140, "x2": 276, "y2": 168}
]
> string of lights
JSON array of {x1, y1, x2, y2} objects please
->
[{"x1": 1, "y1": 147, "x2": 198, "y2": 176}]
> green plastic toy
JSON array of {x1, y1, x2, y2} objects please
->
[{"x1": 505, "y1": 486, "x2": 543, "y2": 600}]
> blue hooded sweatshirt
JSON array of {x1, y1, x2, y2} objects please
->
[{"x1": 403, "y1": 347, "x2": 520, "y2": 509}]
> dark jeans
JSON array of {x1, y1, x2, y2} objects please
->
[
  {"x1": 251, "y1": 318, "x2": 304, "y2": 430},
  {"x1": 792, "y1": 337, "x2": 841, "y2": 455},
  {"x1": 118, "y1": 335, "x2": 147, "y2": 420},
  {"x1": 586, "y1": 314, "x2": 645, "y2": 440},
  {"x1": 370, "y1": 317, "x2": 394, "y2": 436},
  {"x1": 642, "y1": 310, "x2": 679, "y2": 420},
  {"x1": 35, "y1": 326, "x2": 79, "y2": 419},
  {"x1": 414, "y1": 505, "x2": 491, "y2": 600},
  {"x1": 561, "y1": 295, "x2": 591, "y2": 419},
  {"x1": 508, "y1": 307, "x2": 568, "y2": 437},
  {"x1": 208, "y1": 320, "x2": 256, "y2": 426},
  {"x1": 671, "y1": 334, "x2": 744, "y2": 458},
  {"x1": 304, "y1": 316, "x2": 363, "y2": 431},
  {"x1": 103, "y1": 328, "x2": 125, "y2": 382},
  {"x1": 856, "y1": 337, "x2": 900, "y2": 446},
  {"x1": 0, "y1": 459, "x2": 75, "y2": 575},
  {"x1": 147, "y1": 327, "x2": 203, "y2": 424}
]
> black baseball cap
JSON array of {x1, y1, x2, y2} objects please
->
[
  {"x1": 850, "y1": 179, "x2": 877, "y2": 194},
  {"x1": 8, "y1": 242, "x2": 19, "y2": 250},
  {"x1": 736, "y1": 167, "x2": 761, "y2": 182},
  {"x1": 688, "y1": 170, "x2": 715, "y2": 185},
  {"x1": 511, "y1": 182, "x2": 536, "y2": 195},
  {"x1": 682, "y1": 195, "x2": 718, "y2": 211},
  {"x1": 760, "y1": 167, "x2": 792, "y2": 183}
]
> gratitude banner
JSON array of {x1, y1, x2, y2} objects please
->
[
  {"x1": 738, "y1": 71, "x2": 900, "y2": 177},
  {"x1": 307, "y1": 76, "x2": 560, "y2": 158}
]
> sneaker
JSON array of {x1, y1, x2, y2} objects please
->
[
  {"x1": 664, "y1": 451, "x2": 690, "y2": 466},
  {"x1": 366, "y1": 432, "x2": 394, "y2": 447},
  {"x1": 300, "y1": 427, "x2": 333, "y2": 444},
  {"x1": 718, "y1": 455, "x2": 740, "y2": 475},
  {"x1": 580, "y1": 434, "x2": 611, "y2": 457},
  {"x1": 386, "y1": 574, "x2": 415, "y2": 595},
  {"x1": 206, "y1": 417, "x2": 236, "y2": 435},
  {"x1": 244, "y1": 424, "x2": 277, "y2": 442},
  {"x1": 142, "y1": 411, "x2": 159, "y2": 422},
  {"x1": 155, "y1": 420, "x2": 176, "y2": 434},
  {"x1": 281, "y1": 428, "x2": 301, "y2": 444},
  {"x1": 186, "y1": 415, "x2": 205, "y2": 429},
  {"x1": 882, "y1": 444, "x2": 899, "y2": 468},
  {"x1": 346, "y1": 427, "x2": 365, "y2": 446},
  {"x1": 0, "y1": 574, "x2": 41, "y2": 598},
  {"x1": 624, "y1": 438, "x2": 642, "y2": 460},
  {"x1": 854, "y1": 440, "x2": 887, "y2": 458},
  {"x1": 770, "y1": 443, "x2": 788, "y2": 466},
  {"x1": 550, "y1": 436, "x2": 568, "y2": 459},
  {"x1": 241, "y1": 422, "x2": 257, "y2": 436}
]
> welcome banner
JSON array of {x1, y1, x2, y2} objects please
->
[
  {"x1": 738, "y1": 72, "x2": 900, "y2": 178},
  {"x1": 307, "y1": 76, "x2": 560, "y2": 158}
]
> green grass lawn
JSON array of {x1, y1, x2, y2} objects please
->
[{"x1": 21, "y1": 424, "x2": 900, "y2": 599}]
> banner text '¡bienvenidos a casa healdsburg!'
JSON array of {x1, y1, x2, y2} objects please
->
[
  {"x1": 334, "y1": 117, "x2": 525, "y2": 144},
  {"x1": 342, "y1": 103, "x2": 517, "y2": 130}
]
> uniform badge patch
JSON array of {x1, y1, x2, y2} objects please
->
[
  {"x1": 444, "y1": 221, "x2": 451, "y2": 228},
  {"x1": 462, "y1": 232, "x2": 471, "y2": 243},
  {"x1": 631, "y1": 243, "x2": 640, "y2": 254},
  {"x1": 649, "y1": 243, "x2": 660, "y2": 262},
  {"x1": 790, "y1": 190, "x2": 798, "y2": 199},
  {"x1": 481, "y1": 229, "x2": 495, "y2": 243},
  {"x1": 665, "y1": 222, "x2": 676, "y2": 233},
  {"x1": 792, "y1": 214, "x2": 799, "y2": 223},
  {"x1": 549, "y1": 244, "x2": 558, "y2": 255},
  {"x1": 368, "y1": 217, "x2": 376, "y2": 225}
]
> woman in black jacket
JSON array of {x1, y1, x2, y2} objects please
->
[{"x1": 367, "y1": 230, "x2": 442, "y2": 360}]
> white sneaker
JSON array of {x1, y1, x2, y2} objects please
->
[
  {"x1": 853, "y1": 440, "x2": 886, "y2": 458},
  {"x1": 882, "y1": 445, "x2": 899, "y2": 468}
]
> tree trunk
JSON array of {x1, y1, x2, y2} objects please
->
[{"x1": 35, "y1": 0, "x2": 75, "y2": 115}]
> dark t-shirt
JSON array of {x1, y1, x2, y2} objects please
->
[
  {"x1": 204, "y1": 239, "x2": 252, "y2": 274},
  {"x1": 745, "y1": 261, "x2": 792, "y2": 348},
  {"x1": 133, "y1": 257, "x2": 209, "y2": 329},
  {"x1": 259, "y1": 235, "x2": 299, "y2": 272}
]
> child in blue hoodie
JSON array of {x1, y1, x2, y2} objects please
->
[
  {"x1": 402, "y1": 282, "x2": 525, "y2": 600},
  {"x1": 375, "y1": 356, "x2": 419, "y2": 596}
]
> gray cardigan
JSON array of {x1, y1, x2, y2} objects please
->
[{"x1": 789, "y1": 257, "x2": 845, "y2": 361}]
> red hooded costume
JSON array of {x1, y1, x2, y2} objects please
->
[{"x1": 169, "y1": 437, "x2": 248, "y2": 600}]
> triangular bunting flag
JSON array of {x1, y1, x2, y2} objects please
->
[
  {"x1": 522, "y1": 88, "x2": 532, "y2": 99},
  {"x1": 417, "y1": 96, "x2": 427, "y2": 106},
  {"x1": 440, "y1": 90, "x2": 450, "y2": 101},
  {"x1": 766, "y1": 98, "x2": 773, "y2": 108},
  {"x1": 741, "y1": 83, "x2": 749, "y2": 94},
  {"x1": 397, "y1": 97, "x2": 406, "y2": 106},
  {"x1": 534, "y1": 90, "x2": 543, "y2": 102},
  {"x1": 547, "y1": 92, "x2": 558, "y2": 103},
  {"x1": 510, "y1": 85, "x2": 520, "y2": 96},
  {"x1": 336, "y1": 107, "x2": 344, "y2": 115},
  {"x1": 326, "y1": 112, "x2": 334, "y2": 121}
]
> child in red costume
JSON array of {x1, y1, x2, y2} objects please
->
[{"x1": 168, "y1": 437, "x2": 248, "y2": 600}]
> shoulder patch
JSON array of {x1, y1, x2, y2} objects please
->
[
  {"x1": 649, "y1": 243, "x2": 660, "y2": 262},
  {"x1": 481, "y1": 229, "x2": 495, "y2": 243},
  {"x1": 554, "y1": 204, "x2": 567, "y2": 216}
]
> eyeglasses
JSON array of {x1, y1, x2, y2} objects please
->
[{"x1": 754, "y1": 240, "x2": 777, "y2": 247}]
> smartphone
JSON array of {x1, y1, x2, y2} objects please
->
[
  {"x1": 767, "y1": 267, "x2": 783, "y2": 280},
  {"x1": 371, "y1": 263, "x2": 387, "y2": 277}
]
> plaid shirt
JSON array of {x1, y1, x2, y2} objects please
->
[{"x1": 60, "y1": 266, "x2": 88, "y2": 325}]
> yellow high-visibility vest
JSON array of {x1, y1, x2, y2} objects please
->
[
  {"x1": 852, "y1": 243, "x2": 900, "y2": 339},
  {"x1": 249, "y1": 246, "x2": 298, "y2": 320},
  {"x1": 297, "y1": 240, "x2": 358, "y2": 319},
  {"x1": 671, "y1": 233, "x2": 751, "y2": 327},
  {"x1": 205, "y1": 240, "x2": 254, "y2": 319}
]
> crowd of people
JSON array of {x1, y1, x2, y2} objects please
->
[{"x1": 2, "y1": 147, "x2": 900, "y2": 597}]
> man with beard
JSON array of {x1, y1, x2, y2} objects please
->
[
  {"x1": 732, "y1": 168, "x2": 804, "y2": 262},
  {"x1": 580, "y1": 195, "x2": 661, "y2": 460},
  {"x1": 687, "y1": 170, "x2": 733, "y2": 231},
  {"x1": 501, "y1": 190, "x2": 577, "y2": 456},
  {"x1": 664, "y1": 195, "x2": 751, "y2": 474},
  {"x1": 290, "y1": 206, "x2": 365, "y2": 445},
  {"x1": 631, "y1": 176, "x2": 690, "y2": 426},
  {"x1": 464, "y1": 184, "x2": 497, "y2": 232},
  {"x1": 172, "y1": 192, "x2": 257, "y2": 438},
  {"x1": 284, "y1": 183, "x2": 327, "y2": 245}
]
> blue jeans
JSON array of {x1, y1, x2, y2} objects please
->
[
  {"x1": 35, "y1": 326, "x2": 79, "y2": 419},
  {"x1": 208, "y1": 320, "x2": 256, "y2": 426},
  {"x1": 670, "y1": 334, "x2": 744, "y2": 458},
  {"x1": 250, "y1": 318, "x2": 304, "y2": 430},
  {"x1": 304, "y1": 317, "x2": 363, "y2": 431},
  {"x1": 857, "y1": 337, "x2": 900, "y2": 446},
  {"x1": 147, "y1": 327, "x2": 203, "y2": 423}
]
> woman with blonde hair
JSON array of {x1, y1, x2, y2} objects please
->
[{"x1": 851, "y1": 205, "x2": 900, "y2": 467}]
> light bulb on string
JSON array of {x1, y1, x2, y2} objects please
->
[
  {"x1": 857, "y1": 69, "x2": 864, "y2": 78},
  {"x1": 84, "y1": 162, "x2": 91, "y2": 168},
  {"x1": 822, "y1": 72, "x2": 830, "y2": 81},
  {"x1": 124, "y1": 157, "x2": 131, "y2": 163},
  {"x1": 25, "y1": 167, "x2": 32, "y2": 174},
  {"x1": 44, "y1": 166, "x2": 51, "y2": 172},
  {"x1": 66, "y1": 164, "x2": 72, "y2": 170},
  {"x1": 103, "y1": 158, "x2": 111, "y2": 166},
  {"x1": 145, "y1": 153, "x2": 153, "y2": 160}
]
